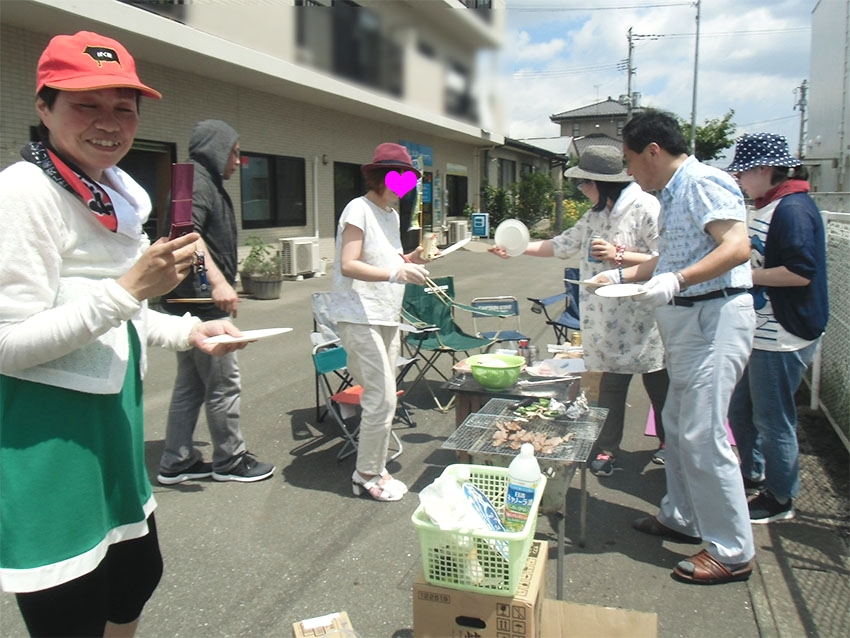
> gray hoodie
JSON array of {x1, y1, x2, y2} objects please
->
[{"x1": 163, "y1": 119, "x2": 239, "y2": 320}]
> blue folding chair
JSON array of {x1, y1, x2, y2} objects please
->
[
  {"x1": 527, "y1": 267, "x2": 581, "y2": 344},
  {"x1": 471, "y1": 296, "x2": 530, "y2": 347}
]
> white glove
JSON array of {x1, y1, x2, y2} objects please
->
[
  {"x1": 389, "y1": 263, "x2": 429, "y2": 285},
  {"x1": 638, "y1": 272, "x2": 680, "y2": 307},
  {"x1": 592, "y1": 268, "x2": 621, "y2": 285}
]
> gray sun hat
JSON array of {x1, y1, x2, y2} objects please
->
[
  {"x1": 564, "y1": 146, "x2": 632, "y2": 182},
  {"x1": 725, "y1": 133, "x2": 802, "y2": 173}
]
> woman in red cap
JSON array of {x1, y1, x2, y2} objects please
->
[
  {"x1": 0, "y1": 32, "x2": 246, "y2": 636},
  {"x1": 329, "y1": 143, "x2": 433, "y2": 501}
]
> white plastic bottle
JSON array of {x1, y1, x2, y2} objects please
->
[{"x1": 503, "y1": 443, "x2": 542, "y2": 532}]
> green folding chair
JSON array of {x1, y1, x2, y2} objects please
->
[{"x1": 401, "y1": 276, "x2": 502, "y2": 412}]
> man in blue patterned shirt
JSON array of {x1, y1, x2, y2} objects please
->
[{"x1": 598, "y1": 110, "x2": 756, "y2": 585}]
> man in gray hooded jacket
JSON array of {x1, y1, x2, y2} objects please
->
[{"x1": 159, "y1": 119, "x2": 275, "y2": 484}]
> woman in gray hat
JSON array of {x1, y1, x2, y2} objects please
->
[{"x1": 491, "y1": 145, "x2": 669, "y2": 476}]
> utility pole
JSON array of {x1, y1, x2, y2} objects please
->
[
  {"x1": 689, "y1": 0, "x2": 701, "y2": 155},
  {"x1": 626, "y1": 27, "x2": 635, "y2": 117},
  {"x1": 794, "y1": 79, "x2": 809, "y2": 159}
]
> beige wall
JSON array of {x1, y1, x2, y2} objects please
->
[{"x1": 1, "y1": 23, "x2": 484, "y2": 262}]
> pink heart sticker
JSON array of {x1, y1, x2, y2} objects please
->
[{"x1": 385, "y1": 170, "x2": 417, "y2": 198}]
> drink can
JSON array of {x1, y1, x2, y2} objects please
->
[
  {"x1": 421, "y1": 232, "x2": 438, "y2": 260},
  {"x1": 525, "y1": 345, "x2": 538, "y2": 366},
  {"x1": 588, "y1": 235, "x2": 602, "y2": 263},
  {"x1": 570, "y1": 331, "x2": 582, "y2": 347}
]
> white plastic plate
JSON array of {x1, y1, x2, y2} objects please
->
[
  {"x1": 494, "y1": 219, "x2": 530, "y2": 257},
  {"x1": 594, "y1": 283, "x2": 647, "y2": 298}
]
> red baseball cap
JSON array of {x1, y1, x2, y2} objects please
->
[{"x1": 36, "y1": 31, "x2": 161, "y2": 99}]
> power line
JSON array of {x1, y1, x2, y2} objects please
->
[{"x1": 508, "y1": 2, "x2": 692, "y2": 10}]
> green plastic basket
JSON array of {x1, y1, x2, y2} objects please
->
[{"x1": 411, "y1": 464, "x2": 546, "y2": 595}]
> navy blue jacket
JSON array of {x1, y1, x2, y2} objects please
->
[{"x1": 763, "y1": 192, "x2": 829, "y2": 341}]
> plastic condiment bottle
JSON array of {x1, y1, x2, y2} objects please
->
[{"x1": 504, "y1": 443, "x2": 542, "y2": 532}]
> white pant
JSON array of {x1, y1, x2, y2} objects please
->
[
  {"x1": 336, "y1": 322, "x2": 400, "y2": 475},
  {"x1": 655, "y1": 293, "x2": 756, "y2": 564}
]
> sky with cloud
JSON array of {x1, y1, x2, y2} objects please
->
[{"x1": 496, "y1": 0, "x2": 814, "y2": 160}]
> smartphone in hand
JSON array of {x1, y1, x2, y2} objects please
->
[{"x1": 168, "y1": 163, "x2": 195, "y2": 240}]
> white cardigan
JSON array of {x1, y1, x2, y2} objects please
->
[{"x1": 0, "y1": 162, "x2": 198, "y2": 394}]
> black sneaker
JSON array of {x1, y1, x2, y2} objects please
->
[
  {"x1": 590, "y1": 453, "x2": 615, "y2": 477},
  {"x1": 157, "y1": 459, "x2": 213, "y2": 485},
  {"x1": 743, "y1": 476, "x2": 766, "y2": 498},
  {"x1": 651, "y1": 445, "x2": 666, "y2": 465},
  {"x1": 749, "y1": 490, "x2": 794, "y2": 524},
  {"x1": 212, "y1": 453, "x2": 275, "y2": 483}
]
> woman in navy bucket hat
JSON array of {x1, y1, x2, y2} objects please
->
[{"x1": 726, "y1": 133, "x2": 829, "y2": 524}]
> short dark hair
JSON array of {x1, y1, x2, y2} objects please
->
[
  {"x1": 622, "y1": 109, "x2": 689, "y2": 156},
  {"x1": 363, "y1": 167, "x2": 390, "y2": 196},
  {"x1": 591, "y1": 180, "x2": 630, "y2": 212},
  {"x1": 772, "y1": 165, "x2": 809, "y2": 185}
]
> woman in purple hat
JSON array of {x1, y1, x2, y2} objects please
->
[
  {"x1": 329, "y1": 143, "x2": 433, "y2": 501},
  {"x1": 726, "y1": 133, "x2": 829, "y2": 524}
]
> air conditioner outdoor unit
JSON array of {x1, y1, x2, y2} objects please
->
[
  {"x1": 280, "y1": 237, "x2": 320, "y2": 277},
  {"x1": 448, "y1": 220, "x2": 469, "y2": 245}
]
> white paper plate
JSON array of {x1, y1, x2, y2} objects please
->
[
  {"x1": 461, "y1": 240, "x2": 492, "y2": 253},
  {"x1": 565, "y1": 278, "x2": 605, "y2": 288},
  {"x1": 494, "y1": 219, "x2": 530, "y2": 257},
  {"x1": 437, "y1": 236, "x2": 471, "y2": 257},
  {"x1": 594, "y1": 283, "x2": 647, "y2": 298},
  {"x1": 204, "y1": 327, "x2": 293, "y2": 344}
]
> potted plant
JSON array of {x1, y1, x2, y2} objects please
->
[
  {"x1": 250, "y1": 245, "x2": 284, "y2": 300},
  {"x1": 239, "y1": 234, "x2": 270, "y2": 295}
]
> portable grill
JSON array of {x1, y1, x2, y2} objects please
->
[{"x1": 441, "y1": 397, "x2": 607, "y2": 601}]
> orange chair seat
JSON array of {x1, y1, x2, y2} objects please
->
[{"x1": 331, "y1": 385, "x2": 404, "y2": 406}]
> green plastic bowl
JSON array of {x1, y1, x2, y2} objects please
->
[{"x1": 469, "y1": 353, "x2": 525, "y2": 390}]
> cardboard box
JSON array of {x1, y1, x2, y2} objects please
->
[
  {"x1": 413, "y1": 540, "x2": 546, "y2": 638},
  {"x1": 540, "y1": 598, "x2": 657, "y2": 638},
  {"x1": 292, "y1": 611, "x2": 355, "y2": 638}
]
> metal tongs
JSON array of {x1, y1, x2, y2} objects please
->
[{"x1": 516, "y1": 375, "x2": 580, "y2": 387}]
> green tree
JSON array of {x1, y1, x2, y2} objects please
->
[
  {"x1": 679, "y1": 109, "x2": 737, "y2": 162},
  {"x1": 482, "y1": 184, "x2": 513, "y2": 230},
  {"x1": 514, "y1": 171, "x2": 554, "y2": 228}
]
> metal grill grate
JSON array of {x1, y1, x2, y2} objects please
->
[{"x1": 442, "y1": 404, "x2": 605, "y2": 463}]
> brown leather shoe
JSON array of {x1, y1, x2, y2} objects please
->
[
  {"x1": 672, "y1": 549, "x2": 753, "y2": 585},
  {"x1": 632, "y1": 515, "x2": 702, "y2": 544}
]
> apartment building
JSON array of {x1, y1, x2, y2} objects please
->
[
  {"x1": 805, "y1": 0, "x2": 849, "y2": 193},
  {"x1": 0, "y1": 0, "x2": 506, "y2": 268}
]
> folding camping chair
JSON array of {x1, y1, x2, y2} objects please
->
[
  {"x1": 470, "y1": 296, "x2": 530, "y2": 348},
  {"x1": 527, "y1": 267, "x2": 581, "y2": 344},
  {"x1": 401, "y1": 276, "x2": 503, "y2": 412},
  {"x1": 311, "y1": 292, "x2": 416, "y2": 427},
  {"x1": 312, "y1": 341, "x2": 403, "y2": 462}
]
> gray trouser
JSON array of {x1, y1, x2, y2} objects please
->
[
  {"x1": 655, "y1": 293, "x2": 756, "y2": 564},
  {"x1": 159, "y1": 348, "x2": 246, "y2": 473}
]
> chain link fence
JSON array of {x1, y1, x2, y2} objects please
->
[{"x1": 812, "y1": 198, "x2": 850, "y2": 450}]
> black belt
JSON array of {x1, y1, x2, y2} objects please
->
[{"x1": 669, "y1": 288, "x2": 748, "y2": 307}]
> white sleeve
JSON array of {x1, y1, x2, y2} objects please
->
[
  {"x1": 0, "y1": 279, "x2": 143, "y2": 373},
  {"x1": 145, "y1": 307, "x2": 201, "y2": 351}
]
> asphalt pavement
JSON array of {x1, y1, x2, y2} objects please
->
[{"x1": 1, "y1": 245, "x2": 847, "y2": 637}]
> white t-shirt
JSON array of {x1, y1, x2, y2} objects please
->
[{"x1": 330, "y1": 196, "x2": 405, "y2": 326}]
